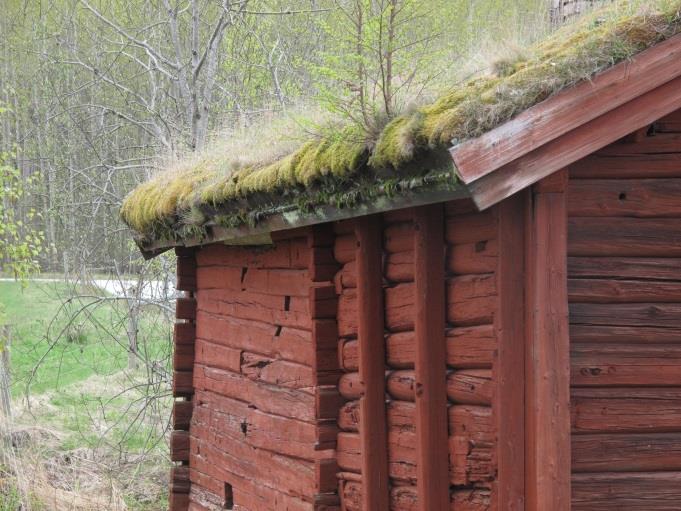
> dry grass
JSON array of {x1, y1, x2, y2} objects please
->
[
  {"x1": 121, "y1": 0, "x2": 681, "y2": 240},
  {"x1": 1, "y1": 370, "x2": 169, "y2": 511}
]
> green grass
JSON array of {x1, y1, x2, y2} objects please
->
[
  {"x1": 0, "y1": 280, "x2": 172, "y2": 510},
  {"x1": 0, "y1": 281, "x2": 170, "y2": 395}
]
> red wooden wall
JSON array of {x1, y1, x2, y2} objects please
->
[
  {"x1": 181, "y1": 229, "x2": 342, "y2": 510},
  {"x1": 567, "y1": 109, "x2": 681, "y2": 509},
  {"x1": 334, "y1": 203, "x2": 508, "y2": 510}
]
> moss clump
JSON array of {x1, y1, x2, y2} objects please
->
[{"x1": 122, "y1": 0, "x2": 681, "y2": 241}]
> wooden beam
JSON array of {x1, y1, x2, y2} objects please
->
[
  {"x1": 451, "y1": 33, "x2": 681, "y2": 184},
  {"x1": 525, "y1": 170, "x2": 571, "y2": 511},
  {"x1": 495, "y1": 194, "x2": 526, "y2": 510},
  {"x1": 413, "y1": 205, "x2": 449, "y2": 511},
  {"x1": 355, "y1": 216, "x2": 390, "y2": 511},
  {"x1": 468, "y1": 73, "x2": 681, "y2": 210}
]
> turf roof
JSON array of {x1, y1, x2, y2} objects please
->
[{"x1": 122, "y1": 0, "x2": 681, "y2": 246}]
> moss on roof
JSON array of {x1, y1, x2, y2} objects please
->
[{"x1": 122, "y1": 0, "x2": 681, "y2": 244}]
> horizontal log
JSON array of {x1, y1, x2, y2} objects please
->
[
  {"x1": 190, "y1": 434, "x2": 330, "y2": 501},
  {"x1": 568, "y1": 257, "x2": 681, "y2": 281},
  {"x1": 570, "y1": 153, "x2": 681, "y2": 180},
  {"x1": 173, "y1": 342, "x2": 195, "y2": 371},
  {"x1": 171, "y1": 430, "x2": 190, "y2": 462},
  {"x1": 334, "y1": 261, "x2": 356, "y2": 291},
  {"x1": 572, "y1": 471, "x2": 681, "y2": 510},
  {"x1": 571, "y1": 343, "x2": 681, "y2": 386},
  {"x1": 334, "y1": 234, "x2": 356, "y2": 264},
  {"x1": 447, "y1": 239, "x2": 498, "y2": 276},
  {"x1": 195, "y1": 339, "x2": 241, "y2": 373},
  {"x1": 194, "y1": 391, "x2": 337, "y2": 459},
  {"x1": 340, "y1": 481, "x2": 491, "y2": 511},
  {"x1": 570, "y1": 303, "x2": 681, "y2": 329},
  {"x1": 193, "y1": 365, "x2": 317, "y2": 422},
  {"x1": 188, "y1": 485, "x2": 224, "y2": 510},
  {"x1": 176, "y1": 256, "x2": 197, "y2": 292},
  {"x1": 339, "y1": 398, "x2": 491, "y2": 438},
  {"x1": 446, "y1": 210, "x2": 497, "y2": 245},
  {"x1": 340, "y1": 277, "x2": 497, "y2": 336},
  {"x1": 196, "y1": 312, "x2": 314, "y2": 366},
  {"x1": 570, "y1": 324, "x2": 681, "y2": 344},
  {"x1": 198, "y1": 289, "x2": 310, "y2": 330},
  {"x1": 595, "y1": 132, "x2": 681, "y2": 155},
  {"x1": 173, "y1": 370, "x2": 193, "y2": 397},
  {"x1": 568, "y1": 178, "x2": 681, "y2": 217},
  {"x1": 172, "y1": 399, "x2": 193, "y2": 431},
  {"x1": 196, "y1": 238, "x2": 309, "y2": 269},
  {"x1": 572, "y1": 387, "x2": 681, "y2": 434},
  {"x1": 169, "y1": 492, "x2": 190, "y2": 511},
  {"x1": 385, "y1": 284, "x2": 415, "y2": 332},
  {"x1": 385, "y1": 251, "x2": 413, "y2": 283},
  {"x1": 240, "y1": 352, "x2": 316, "y2": 389},
  {"x1": 338, "y1": 370, "x2": 492, "y2": 405},
  {"x1": 176, "y1": 296, "x2": 197, "y2": 320},
  {"x1": 338, "y1": 325, "x2": 495, "y2": 371},
  {"x1": 170, "y1": 466, "x2": 190, "y2": 494},
  {"x1": 384, "y1": 223, "x2": 413, "y2": 253},
  {"x1": 447, "y1": 370, "x2": 493, "y2": 405},
  {"x1": 174, "y1": 322, "x2": 196, "y2": 345},
  {"x1": 382, "y1": 240, "x2": 498, "y2": 283},
  {"x1": 568, "y1": 218, "x2": 681, "y2": 257},
  {"x1": 446, "y1": 274, "x2": 496, "y2": 327},
  {"x1": 573, "y1": 433, "x2": 681, "y2": 473},
  {"x1": 568, "y1": 278, "x2": 681, "y2": 303},
  {"x1": 337, "y1": 418, "x2": 494, "y2": 486},
  {"x1": 309, "y1": 284, "x2": 337, "y2": 320},
  {"x1": 190, "y1": 466, "x2": 318, "y2": 511}
]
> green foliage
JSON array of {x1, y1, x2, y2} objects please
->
[{"x1": 0, "y1": 146, "x2": 44, "y2": 283}]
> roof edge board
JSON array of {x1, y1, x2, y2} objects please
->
[
  {"x1": 451, "y1": 33, "x2": 681, "y2": 185},
  {"x1": 138, "y1": 185, "x2": 471, "y2": 258},
  {"x1": 467, "y1": 73, "x2": 681, "y2": 210}
]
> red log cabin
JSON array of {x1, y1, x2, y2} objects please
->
[{"x1": 122, "y1": 6, "x2": 681, "y2": 511}]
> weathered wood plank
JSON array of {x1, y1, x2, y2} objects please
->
[
  {"x1": 568, "y1": 179, "x2": 681, "y2": 217},
  {"x1": 568, "y1": 278, "x2": 681, "y2": 303},
  {"x1": 572, "y1": 472, "x2": 681, "y2": 510},
  {"x1": 570, "y1": 303, "x2": 681, "y2": 328},
  {"x1": 526, "y1": 171, "x2": 571, "y2": 511},
  {"x1": 573, "y1": 433, "x2": 681, "y2": 473},
  {"x1": 596, "y1": 132, "x2": 681, "y2": 155},
  {"x1": 495, "y1": 193, "x2": 526, "y2": 510},
  {"x1": 571, "y1": 343, "x2": 681, "y2": 387},
  {"x1": 413, "y1": 205, "x2": 449, "y2": 511},
  {"x1": 569, "y1": 153, "x2": 681, "y2": 180},
  {"x1": 355, "y1": 216, "x2": 390, "y2": 511},
  {"x1": 568, "y1": 218, "x2": 681, "y2": 257},
  {"x1": 340, "y1": 325, "x2": 495, "y2": 371},
  {"x1": 571, "y1": 387, "x2": 681, "y2": 434},
  {"x1": 568, "y1": 257, "x2": 681, "y2": 281},
  {"x1": 340, "y1": 481, "x2": 491, "y2": 511},
  {"x1": 570, "y1": 324, "x2": 681, "y2": 344}
]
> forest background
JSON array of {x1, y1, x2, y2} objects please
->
[{"x1": 0, "y1": 1, "x2": 597, "y2": 509}]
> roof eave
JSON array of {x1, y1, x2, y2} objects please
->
[{"x1": 136, "y1": 183, "x2": 470, "y2": 258}]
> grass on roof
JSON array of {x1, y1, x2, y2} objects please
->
[{"x1": 121, "y1": 0, "x2": 681, "y2": 241}]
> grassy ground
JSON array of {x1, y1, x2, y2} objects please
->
[{"x1": 0, "y1": 280, "x2": 172, "y2": 510}]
